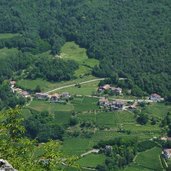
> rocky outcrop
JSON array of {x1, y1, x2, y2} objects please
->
[{"x1": 0, "y1": 159, "x2": 17, "y2": 171}]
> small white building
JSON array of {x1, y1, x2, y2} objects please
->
[
  {"x1": 61, "y1": 92, "x2": 71, "y2": 99},
  {"x1": 150, "y1": 93, "x2": 163, "y2": 102},
  {"x1": 111, "y1": 87, "x2": 122, "y2": 95},
  {"x1": 163, "y1": 149, "x2": 171, "y2": 159}
]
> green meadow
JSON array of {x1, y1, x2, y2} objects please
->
[
  {"x1": 61, "y1": 41, "x2": 99, "y2": 77},
  {"x1": 17, "y1": 75, "x2": 97, "y2": 92},
  {"x1": 77, "y1": 154, "x2": 105, "y2": 168},
  {"x1": 124, "y1": 147, "x2": 164, "y2": 171}
]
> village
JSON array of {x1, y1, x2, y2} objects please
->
[{"x1": 10, "y1": 81, "x2": 164, "y2": 112}]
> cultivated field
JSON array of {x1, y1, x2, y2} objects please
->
[{"x1": 125, "y1": 147, "x2": 164, "y2": 171}]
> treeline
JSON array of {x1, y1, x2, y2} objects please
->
[
  {"x1": 24, "y1": 110, "x2": 64, "y2": 142},
  {"x1": 0, "y1": 83, "x2": 26, "y2": 110},
  {"x1": 27, "y1": 57, "x2": 78, "y2": 82},
  {"x1": 0, "y1": 50, "x2": 32, "y2": 83},
  {"x1": 0, "y1": 0, "x2": 170, "y2": 96}
]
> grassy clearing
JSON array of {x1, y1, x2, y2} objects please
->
[
  {"x1": 61, "y1": 42, "x2": 99, "y2": 77},
  {"x1": 134, "y1": 147, "x2": 163, "y2": 170},
  {"x1": 28, "y1": 100, "x2": 74, "y2": 112},
  {"x1": 77, "y1": 154, "x2": 105, "y2": 168},
  {"x1": 0, "y1": 48, "x2": 18, "y2": 60},
  {"x1": 124, "y1": 147, "x2": 163, "y2": 171},
  {"x1": 0, "y1": 33, "x2": 19, "y2": 39},
  {"x1": 17, "y1": 75, "x2": 97, "y2": 92},
  {"x1": 143, "y1": 103, "x2": 171, "y2": 118},
  {"x1": 61, "y1": 137, "x2": 95, "y2": 156},
  {"x1": 72, "y1": 96, "x2": 99, "y2": 112},
  {"x1": 57, "y1": 80, "x2": 99, "y2": 96}
]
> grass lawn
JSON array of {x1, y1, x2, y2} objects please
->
[
  {"x1": 57, "y1": 80, "x2": 99, "y2": 96},
  {"x1": 61, "y1": 42, "x2": 99, "y2": 77},
  {"x1": 143, "y1": 103, "x2": 171, "y2": 119},
  {"x1": 77, "y1": 154, "x2": 105, "y2": 168},
  {"x1": 130, "y1": 147, "x2": 163, "y2": 171},
  {"x1": 61, "y1": 137, "x2": 95, "y2": 156},
  {"x1": 0, "y1": 33, "x2": 19, "y2": 39},
  {"x1": 28, "y1": 100, "x2": 74, "y2": 113},
  {"x1": 72, "y1": 96, "x2": 99, "y2": 112},
  {"x1": 17, "y1": 75, "x2": 97, "y2": 92}
]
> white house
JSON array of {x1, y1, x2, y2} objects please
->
[
  {"x1": 150, "y1": 93, "x2": 163, "y2": 102},
  {"x1": 163, "y1": 149, "x2": 171, "y2": 159}
]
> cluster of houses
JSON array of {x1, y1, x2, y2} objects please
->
[
  {"x1": 10, "y1": 81, "x2": 31, "y2": 98},
  {"x1": 35, "y1": 92, "x2": 71, "y2": 103},
  {"x1": 98, "y1": 97, "x2": 125, "y2": 110},
  {"x1": 98, "y1": 84, "x2": 122, "y2": 95},
  {"x1": 10, "y1": 80, "x2": 71, "y2": 103}
]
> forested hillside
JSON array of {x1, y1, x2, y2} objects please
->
[{"x1": 0, "y1": 0, "x2": 171, "y2": 96}]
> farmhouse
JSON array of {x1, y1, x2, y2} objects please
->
[
  {"x1": 99, "y1": 97, "x2": 109, "y2": 106},
  {"x1": 150, "y1": 93, "x2": 163, "y2": 102},
  {"x1": 10, "y1": 80, "x2": 16, "y2": 86},
  {"x1": 110, "y1": 101, "x2": 124, "y2": 110},
  {"x1": 35, "y1": 93, "x2": 49, "y2": 100},
  {"x1": 163, "y1": 149, "x2": 171, "y2": 159},
  {"x1": 21, "y1": 91, "x2": 30, "y2": 98},
  {"x1": 98, "y1": 84, "x2": 111, "y2": 92},
  {"x1": 49, "y1": 93, "x2": 60, "y2": 103},
  {"x1": 99, "y1": 98, "x2": 125, "y2": 110},
  {"x1": 61, "y1": 92, "x2": 71, "y2": 99},
  {"x1": 111, "y1": 87, "x2": 122, "y2": 95}
]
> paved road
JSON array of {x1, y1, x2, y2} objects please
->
[{"x1": 45, "y1": 78, "x2": 105, "y2": 94}]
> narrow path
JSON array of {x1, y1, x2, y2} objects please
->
[
  {"x1": 25, "y1": 96, "x2": 33, "y2": 107},
  {"x1": 45, "y1": 78, "x2": 105, "y2": 94},
  {"x1": 80, "y1": 149, "x2": 100, "y2": 157}
]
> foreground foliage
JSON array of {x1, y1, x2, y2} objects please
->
[{"x1": 0, "y1": 108, "x2": 77, "y2": 170}]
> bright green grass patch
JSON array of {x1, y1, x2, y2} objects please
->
[
  {"x1": 74, "y1": 65, "x2": 91, "y2": 78},
  {"x1": 57, "y1": 80, "x2": 99, "y2": 96},
  {"x1": 17, "y1": 75, "x2": 97, "y2": 92},
  {"x1": 124, "y1": 165, "x2": 152, "y2": 171},
  {"x1": 61, "y1": 137, "x2": 95, "y2": 156},
  {"x1": 96, "y1": 111, "x2": 135, "y2": 128},
  {"x1": 0, "y1": 33, "x2": 19, "y2": 40},
  {"x1": 72, "y1": 96, "x2": 99, "y2": 112},
  {"x1": 133, "y1": 147, "x2": 163, "y2": 171},
  {"x1": 61, "y1": 42, "x2": 88, "y2": 63},
  {"x1": 0, "y1": 48, "x2": 18, "y2": 60},
  {"x1": 61, "y1": 41, "x2": 99, "y2": 77},
  {"x1": 28, "y1": 100, "x2": 74, "y2": 113},
  {"x1": 77, "y1": 154, "x2": 105, "y2": 168},
  {"x1": 143, "y1": 103, "x2": 171, "y2": 119}
]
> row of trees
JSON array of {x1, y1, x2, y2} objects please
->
[{"x1": 27, "y1": 56, "x2": 78, "y2": 82}]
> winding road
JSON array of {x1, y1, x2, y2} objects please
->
[{"x1": 45, "y1": 78, "x2": 105, "y2": 94}]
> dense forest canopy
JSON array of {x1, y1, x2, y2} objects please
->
[{"x1": 0, "y1": 0, "x2": 170, "y2": 96}]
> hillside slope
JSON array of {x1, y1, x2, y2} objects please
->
[{"x1": 0, "y1": 0, "x2": 170, "y2": 96}]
